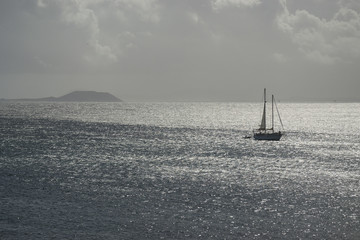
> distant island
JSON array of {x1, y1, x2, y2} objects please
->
[{"x1": 6, "y1": 91, "x2": 122, "y2": 102}]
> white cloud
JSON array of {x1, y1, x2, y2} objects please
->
[
  {"x1": 277, "y1": 0, "x2": 360, "y2": 64},
  {"x1": 40, "y1": 0, "x2": 161, "y2": 64},
  {"x1": 188, "y1": 11, "x2": 201, "y2": 25},
  {"x1": 114, "y1": 0, "x2": 161, "y2": 23},
  {"x1": 53, "y1": 0, "x2": 118, "y2": 63},
  {"x1": 211, "y1": 0, "x2": 261, "y2": 11},
  {"x1": 37, "y1": 0, "x2": 47, "y2": 8}
]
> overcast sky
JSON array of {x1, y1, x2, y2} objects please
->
[{"x1": 1, "y1": 0, "x2": 360, "y2": 101}]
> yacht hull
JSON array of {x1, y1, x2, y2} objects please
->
[{"x1": 254, "y1": 132, "x2": 282, "y2": 141}]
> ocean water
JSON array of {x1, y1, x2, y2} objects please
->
[{"x1": 0, "y1": 102, "x2": 359, "y2": 239}]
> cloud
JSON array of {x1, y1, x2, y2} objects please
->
[
  {"x1": 34, "y1": 56, "x2": 51, "y2": 68},
  {"x1": 115, "y1": 0, "x2": 161, "y2": 23},
  {"x1": 53, "y1": 0, "x2": 118, "y2": 63},
  {"x1": 273, "y1": 52, "x2": 288, "y2": 63},
  {"x1": 211, "y1": 0, "x2": 261, "y2": 11},
  {"x1": 40, "y1": 0, "x2": 161, "y2": 64},
  {"x1": 277, "y1": 0, "x2": 360, "y2": 64},
  {"x1": 37, "y1": 0, "x2": 47, "y2": 8},
  {"x1": 187, "y1": 11, "x2": 202, "y2": 25}
]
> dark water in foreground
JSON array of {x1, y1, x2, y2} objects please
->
[{"x1": 0, "y1": 102, "x2": 359, "y2": 239}]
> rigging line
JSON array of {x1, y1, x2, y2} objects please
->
[{"x1": 274, "y1": 96, "x2": 284, "y2": 130}]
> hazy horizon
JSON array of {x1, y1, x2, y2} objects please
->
[
  {"x1": 3, "y1": 89, "x2": 360, "y2": 103},
  {"x1": 1, "y1": 0, "x2": 360, "y2": 102}
]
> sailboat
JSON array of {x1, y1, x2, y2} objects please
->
[{"x1": 253, "y1": 88, "x2": 284, "y2": 141}]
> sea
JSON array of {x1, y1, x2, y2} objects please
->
[{"x1": 0, "y1": 101, "x2": 359, "y2": 239}]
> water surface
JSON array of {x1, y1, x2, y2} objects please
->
[{"x1": 1, "y1": 102, "x2": 359, "y2": 239}]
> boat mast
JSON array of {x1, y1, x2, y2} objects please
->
[
  {"x1": 264, "y1": 88, "x2": 266, "y2": 132},
  {"x1": 272, "y1": 95, "x2": 274, "y2": 131}
]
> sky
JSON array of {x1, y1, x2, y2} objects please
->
[{"x1": 1, "y1": 0, "x2": 360, "y2": 101}]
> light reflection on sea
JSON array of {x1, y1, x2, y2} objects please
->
[{"x1": 0, "y1": 102, "x2": 359, "y2": 239}]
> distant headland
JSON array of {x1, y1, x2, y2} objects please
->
[{"x1": 5, "y1": 91, "x2": 122, "y2": 102}]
